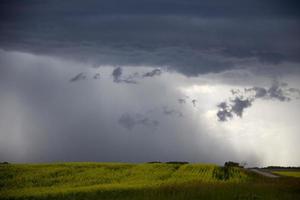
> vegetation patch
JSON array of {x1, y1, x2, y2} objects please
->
[{"x1": 0, "y1": 163, "x2": 300, "y2": 200}]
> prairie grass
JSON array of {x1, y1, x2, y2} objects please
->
[{"x1": 0, "y1": 162, "x2": 299, "y2": 200}]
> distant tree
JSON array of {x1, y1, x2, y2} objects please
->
[
  {"x1": 240, "y1": 161, "x2": 247, "y2": 168},
  {"x1": 224, "y1": 161, "x2": 240, "y2": 168}
]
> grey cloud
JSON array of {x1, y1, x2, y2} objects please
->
[
  {"x1": 192, "y1": 99, "x2": 197, "y2": 107},
  {"x1": 267, "y1": 81, "x2": 290, "y2": 101},
  {"x1": 287, "y1": 88, "x2": 300, "y2": 99},
  {"x1": 230, "y1": 98, "x2": 252, "y2": 117},
  {"x1": 230, "y1": 89, "x2": 241, "y2": 96},
  {"x1": 142, "y1": 69, "x2": 162, "y2": 78},
  {"x1": 112, "y1": 67, "x2": 137, "y2": 84},
  {"x1": 2, "y1": 0, "x2": 299, "y2": 19},
  {"x1": 178, "y1": 97, "x2": 198, "y2": 107},
  {"x1": 118, "y1": 113, "x2": 159, "y2": 130},
  {"x1": 217, "y1": 81, "x2": 300, "y2": 121},
  {"x1": 217, "y1": 98, "x2": 253, "y2": 121},
  {"x1": 70, "y1": 72, "x2": 101, "y2": 82},
  {"x1": 178, "y1": 98, "x2": 186, "y2": 104},
  {"x1": 1, "y1": 50, "x2": 299, "y2": 166},
  {"x1": 217, "y1": 102, "x2": 233, "y2": 122},
  {"x1": 249, "y1": 87, "x2": 268, "y2": 98},
  {"x1": 177, "y1": 95, "x2": 190, "y2": 104},
  {"x1": 163, "y1": 106, "x2": 183, "y2": 117},
  {"x1": 70, "y1": 72, "x2": 87, "y2": 82},
  {"x1": 246, "y1": 81, "x2": 300, "y2": 101},
  {"x1": 112, "y1": 67, "x2": 122, "y2": 83},
  {"x1": 121, "y1": 79, "x2": 137, "y2": 84},
  {"x1": 93, "y1": 73, "x2": 100, "y2": 79},
  {"x1": 71, "y1": 67, "x2": 163, "y2": 84}
]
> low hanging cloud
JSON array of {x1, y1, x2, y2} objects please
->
[
  {"x1": 69, "y1": 68, "x2": 162, "y2": 84},
  {"x1": 112, "y1": 67, "x2": 123, "y2": 83},
  {"x1": 112, "y1": 67, "x2": 163, "y2": 83},
  {"x1": 112, "y1": 67, "x2": 137, "y2": 84},
  {"x1": 217, "y1": 81, "x2": 300, "y2": 121},
  {"x1": 70, "y1": 72, "x2": 101, "y2": 82},
  {"x1": 142, "y1": 69, "x2": 162, "y2": 78},
  {"x1": 118, "y1": 113, "x2": 159, "y2": 130},
  {"x1": 69, "y1": 72, "x2": 87, "y2": 82}
]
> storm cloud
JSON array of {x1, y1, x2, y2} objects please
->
[
  {"x1": 0, "y1": 0, "x2": 300, "y2": 76},
  {"x1": 1, "y1": 1, "x2": 300, "y2": 167}
]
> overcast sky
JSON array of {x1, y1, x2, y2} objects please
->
[{"x1": 0, "y1": 0, "x2": 300, "y2": 167}]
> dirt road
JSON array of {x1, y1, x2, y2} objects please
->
[{"x1": 249, "y1": 168, "x2": 279, "y2": 178}]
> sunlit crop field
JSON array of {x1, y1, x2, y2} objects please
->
[
  {"x1": 272, "y1": 170, "x2": 300, "y2": 178},
  {"x1": 1, "y1": 163, "x2": 300, "y2": 200}
]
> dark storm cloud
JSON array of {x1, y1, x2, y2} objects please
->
[
  {"x1": 1, "y1": 0, "x2": 300, "y2": 76},
  {"x1": 217, "y1": 81, "x2": 300, "y2": 121},
  {"x1": 118, "y1": 113, "x2": 159, "y2": 130},
  {"x1": 1, "y1": 0, "x2": 299, "y2": 21}
]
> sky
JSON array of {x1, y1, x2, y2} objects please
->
[{"x1": 0, "y1": 0, "x2": 300, "y2": 167}]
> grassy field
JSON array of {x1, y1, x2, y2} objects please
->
[
  {"x1": 272, "y1": 171, "x2": 300, "y2": 178},
  {"x1": 1, "y1": 162, "x2": 300, "y2": 200}
]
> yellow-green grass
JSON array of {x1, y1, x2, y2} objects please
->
[
  {"x1": 272, "y1": 170, "x2": 300, "y2": 178},
  {"x1": 1, "y1": 162, "x2": 300, "y2": 200}
]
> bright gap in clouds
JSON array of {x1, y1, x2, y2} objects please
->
[{"x1": 0, "y1": 50, "x2": 300, "y2": 167}]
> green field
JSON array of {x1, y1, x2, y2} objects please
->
[
  {"x1": 272, "y1": 171, "x2": 300, "y2": 178},
  {"x1": 1, "y1": 162, "x2": 300, "y2": 200}
]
